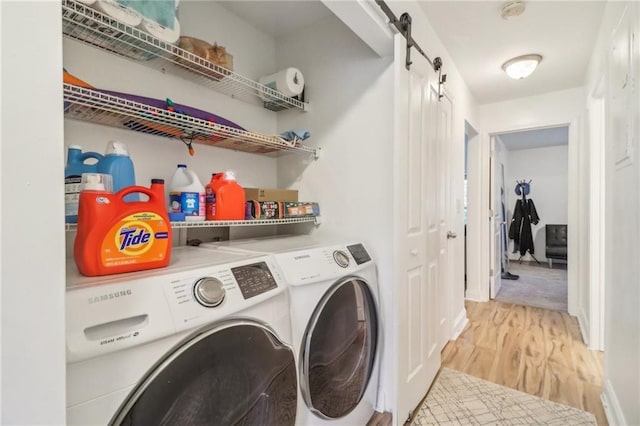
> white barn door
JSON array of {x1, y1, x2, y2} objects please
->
[{"x1": 394, "y1": 34, "x2": 441, "y2": 422}]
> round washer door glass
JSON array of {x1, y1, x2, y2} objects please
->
[
  {"x1": 111, "y1": 322, "x2": 297, "y2": 426},
  {"x1": 301, "y1": 278, "x2": 378, "y2": 419}
]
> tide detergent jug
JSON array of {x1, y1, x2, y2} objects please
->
[
  {"x1": 74, "y1": 179, "x2": 172, "y2": 277},
  {"x1": 65, "y1": 145, "x2": 104, "y2": 223}
]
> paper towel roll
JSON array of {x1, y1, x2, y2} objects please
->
[{"x1": 259, "y1": 68, "x2": 305, "y2": 100}]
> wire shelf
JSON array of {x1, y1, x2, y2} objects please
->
[
  {"x1": 64, "y1": 84, "x2": 318, "y2": 157},
  {"x1": 61, "y1": 0, "x2": 309, "y2": 112},
  {"x1": 66, "y1": 216, "x2": 319, "y2": 231}
]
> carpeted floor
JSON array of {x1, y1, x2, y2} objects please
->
[
  {"x1": 495, "y1": 261, "x2": 567, "y2": 312},
  {"x1": 412, "y1": 368, "x2": 596, "y2": 425}
]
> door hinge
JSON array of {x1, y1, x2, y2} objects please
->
[{"x1": 490, "y1": 268, "x2": 494, "y2": 276}]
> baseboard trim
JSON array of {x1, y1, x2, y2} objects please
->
[
  {"x1": 464, "y1": 289, "x2": 485, "y2": 302},
  {"x1": 602, "y1": 378, "x2": 627, "y2": 426},
  {"x1": 577, "y1": 306, "x2": 590, "y2": 347},
  {"x1": 452, "y1": 308, "x2": 468, "y2": 339}
]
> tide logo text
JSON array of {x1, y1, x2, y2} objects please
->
[{"x1": 119, "y1": 228, "x2": 151, "y2": 251}]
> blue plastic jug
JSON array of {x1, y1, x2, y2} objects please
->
[
  {"x1": 98, "y1": 141, "x2": 137, "y2": 202},
  {"x1": 65, "y1": 145, "x2": 104, "y2": 223}
]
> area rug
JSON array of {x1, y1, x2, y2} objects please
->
[
  {"x1": 496, "y1": 261, "x2": 567, "y2": 312},
  {"x1": 412, "y1": 368, "x2": 595, "y2": 425}
]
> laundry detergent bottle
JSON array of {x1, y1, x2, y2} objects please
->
[
  {"x1": 74, "y1": 178, "x2": 172, "y2": 277},
  {"x1": 99, "y1": 141, "x2": 138, "y2": 201},
  {"x1": 65, "y1": 145, "x2": 104, "y2": 224},
  {"x1": 169, "y1": 165, "x2": 205, "y2": 221},
  {"x1": 212, "y1": 171, "x2": 245, "y2": 220}
]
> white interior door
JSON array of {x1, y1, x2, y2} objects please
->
[
  {"x1": 489, "y1": 138, "x2": 502, "y2": 298},
  {"x1": 394, "y1": 34, "x2": 441, "y2": 423},
  {"x1": 437, "y1": 93, "x2": 452, "y2": 350}
]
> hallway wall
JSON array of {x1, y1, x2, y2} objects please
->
[{"x1": 585, "y1": 2, "x2": 640, "y2": 425}]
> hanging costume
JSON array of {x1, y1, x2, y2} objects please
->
[{"x1": 508, "y1": 181, "x2": 540, "y2": 259}]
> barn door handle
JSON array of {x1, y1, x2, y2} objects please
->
[{"x1": 447, "y1": 231, "x2": 457, "y2": 239}]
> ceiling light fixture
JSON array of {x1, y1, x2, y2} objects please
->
[
  {"x1": 502, "y1": 54, "x2": 542, "y2": 79},
  {"x1": 501, "y1": 1, "x2": 526, "y2": 20}
]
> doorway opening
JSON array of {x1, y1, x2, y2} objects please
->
[
  {"x1": 464, "y1": 121, "x2": 479, "y2": 294},
  {"x1": 491, "y1": 125, "x2": 569, "y2": 312}
]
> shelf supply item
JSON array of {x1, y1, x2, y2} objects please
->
[
  {"x1": 65, "y1": 145, "x2": 104, "y2": 224},
  {"x1": 80, "y1": 173, "x2": 112, "y2": 192},
  {"x1": 140, "y1": 16, "x2": 180, "y2": 44},
  {"x1": 205, "y1": 173, "x2": 219, "y2": 220},
  {"x1": 99, "y1": 141, "x2": 138, "y2": 202},
  {"x1": 169, "y1": 164, "x2": 205, "y2": 220},
  {"x1": 244, "y1": 188, "x2": 298, "y2": 202},
  {"x1": 74, "y1": 178, "x2": 172, "y2": 276},
  {"x1": 259, "y1": 68, "x2": 304, "y2": 100},
  {"x1": 93, "y1": 0, "x2": 142, "y2": 27},
  {"x1": 207, "y1": 171, "x2": 246, "y2": 220}
]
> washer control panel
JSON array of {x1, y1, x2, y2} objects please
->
[
  {"x1": 231, "y1": 261, "x2": 278, "y2": 300},
  {"x1": 347, "y1": 243, "x2": 371, "y2": 265},
  {"x1": 333, "y1": 250, "x2": 350, "y2": 268},
  {"x1": 193, "y1": 277, "x2": 226, "y2": 307}
]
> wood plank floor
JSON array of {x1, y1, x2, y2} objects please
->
[{"x1": 442, "y1": 300, "x2": 607, "y2": 425}]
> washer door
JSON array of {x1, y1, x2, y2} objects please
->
[
  {"x1": 300, "y1": 278, "x2": 379, "y2": 419},
  {"x1": 111, "y1": 321, "x2": 297, "y2": 426}
]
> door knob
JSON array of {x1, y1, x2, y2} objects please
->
[
  {"x1": 447, "y1": 231, "x2": 457, "y2": 239},
  {"x1": 410, "y1": 249, "x2": 418, "y2": 256}
]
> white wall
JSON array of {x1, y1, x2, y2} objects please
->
[
  {"x1": 504, "y1": 145, "x2": 568, "y2": 262},
  {"x1": 471, "y1": 87, "x2": 585, "y2": 308},
  {"x1": 1, "y1": 2, "x2": 66, "y2": 423},
  {"x1": 585, "y1": 2, "x2": 640, "y2": 425}
]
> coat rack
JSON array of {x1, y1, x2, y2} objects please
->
[{"x1": 509, "y1": 179, "x2": 541, "y2": 264}]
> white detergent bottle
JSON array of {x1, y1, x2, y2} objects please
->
[
  {"x1": 169, "y1": 164, "x2": 189, "y2": 213},
  {"x1": 168, "y1": 165, "x2": 206, "y2": 221},
  {"x1": 187, "y1": 169, "x2": 206, "y2": 220}
]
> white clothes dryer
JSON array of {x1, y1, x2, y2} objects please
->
[
  {"x1": 204, "y1": 236, "x2": 381, "y2": 426},
  {"x1": 66, "y1": 246, "x2": 297, "y2": 425}
]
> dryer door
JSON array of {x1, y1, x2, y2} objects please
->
[
  {"x1": 110, "y1": 321, "x2": 297, "y2": 426},
  {"x1": 300, "y1": 278, "x2": 379, "y2": 419}
]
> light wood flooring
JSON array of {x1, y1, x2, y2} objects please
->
[{"x1": 442, "y1": 300, "x2": 606, "y2": 425}]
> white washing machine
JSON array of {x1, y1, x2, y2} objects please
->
[
  {"x1": 66, "y1": 246, "x2": 297, "y2": 425},
  {"x1": 204, "y1": 236, "x2": 381, "y2": 425}
]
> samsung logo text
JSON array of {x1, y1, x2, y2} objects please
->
[{"x1": 88, "y1": 289, "x2": 132, "y2": 304}]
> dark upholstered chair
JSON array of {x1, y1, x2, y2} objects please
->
[{"x1": 546, "y1": 224, "x2": 567, "y2": 268}]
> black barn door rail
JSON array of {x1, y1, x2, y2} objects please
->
[{"x1": 376, "y1": 0, "x2": 447, "y2": 100}]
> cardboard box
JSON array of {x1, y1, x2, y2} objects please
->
[
  {"x1": 245, "y1": 201, "x2": 283, "y2": 220},
  {"x1": 283, "y1": 202, "x2": 320, "y2": 217},
  {"x1": 244, "y1": 188, "x2": 298, "y2": 202}
]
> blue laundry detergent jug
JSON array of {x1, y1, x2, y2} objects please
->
[
  {"x1": 65, "y1": 145, "x2": 104, "y2": 224},
  {"x1": 98, "y1": 141, "x2": 138, "y2": 203}
]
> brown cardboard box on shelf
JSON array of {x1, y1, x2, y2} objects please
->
[{"x1": 244, "y1": 188, "x2": 298, "y2": 202}]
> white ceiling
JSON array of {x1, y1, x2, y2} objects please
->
[
  {"x1": 217, "y1": 1, "x2": 332, "y2": 39},
  {"x1": 419, "y1": 1, "x2": 606, "y2": 104},
  {"x1": 497, "y1": 126, "x2": 568, "y2": 151}
]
